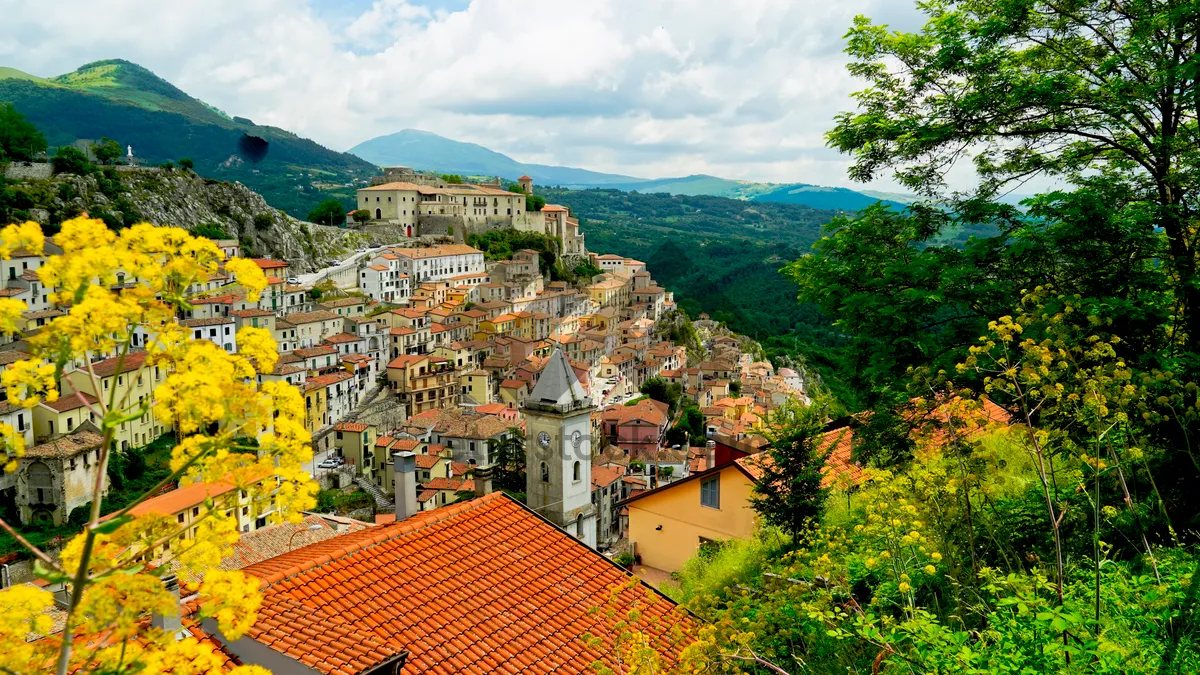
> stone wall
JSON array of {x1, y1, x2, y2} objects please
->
[{"x1": 3, "y1": 162, "x2": 52, "y2": 181}]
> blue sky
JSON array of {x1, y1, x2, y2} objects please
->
[{"x1": 0, "y1": 0, "x2": 943, "y2": 189}]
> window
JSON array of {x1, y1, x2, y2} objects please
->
[
  {"x1": 700, "y1": 477, "x2": 720, "y2": 509},
  {"x1": 572, "y1": 461, "x2": 581, "y2": 482},
  {"x1": 177, "y1": 513, "x2": 185, "y2": 523},
  {"x1": 540, "y1": 462, "x2": 549, "y2": 483}
]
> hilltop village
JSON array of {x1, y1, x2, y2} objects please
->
[{"x1": 0, "y1": 168, "x2": 811, "y2": 673}]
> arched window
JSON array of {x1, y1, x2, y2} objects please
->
[
  {"x1": 576, "y1": 514, "x2": 584, "y2": 538},
  {"x1": 540, "y1": 462, "x2": 549, "y2": 483},
  {"x1": 375, "y1": 208, "x2": 382, "y2": 219},
  {"x1": 572, "y1": 461, "x2": 581, "y2": 482}
]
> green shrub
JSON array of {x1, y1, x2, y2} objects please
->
[
  {"x1": 51, "y1": 146, "x2": 91, "y2": 175},
  {"x1": 253, "y1": 212, "x2": 274, "y2": 230}
]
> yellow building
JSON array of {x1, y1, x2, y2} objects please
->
[
  {"x1": 624, "y1": 456, "x2": 763, "y2": 575},
  {"x1": 460, "y1": 369, "x2": 491, "y2": 405},
  {"x1": 332, "y1": 422, "x2": 379, "y2": 479},
  {"x1": 64, "y1": 351, "x2": 166, "y2": 451},
  {"x1": 33, "y1": 391, "x2": 99, "y2": 442},
  {"x1": 303, "y1": 383, "x2": 327, "y2": 436}
]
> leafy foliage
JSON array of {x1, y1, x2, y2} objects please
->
[
  {"x1": 306, "y1": 198, "x2": 346, "y2": 226},
  {"x1": 50, "y1": 146, "x2": 91, "y2": 175},
  {"x1": 0, "y1": 103, "x2": 47, "y2": 161}
]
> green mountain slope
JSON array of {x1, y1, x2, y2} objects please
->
[
  {"x1": 348, "y1": 129, "x2": 645, "y2": 186},
  {"x1": 0, "y1": 59, "x2": 376, "y2": 217}
]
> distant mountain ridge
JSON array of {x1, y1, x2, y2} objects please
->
[
  {"x1": 0, "y1": 59, "x2": 375, "y2": 217},
  {"x1": 348, "y1": 129, "x2": 645, "y2": 186},
  {"x1": 351, "y1": 129, "x2": 912, "y2": 211}
]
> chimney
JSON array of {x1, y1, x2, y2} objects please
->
[
  {"x1": 151, "y1": 574, "x2": 183, "y2": 636},
  {"x1": 393, "y1": 451, "x2": 418, "y2": 522},
  {"x1": 705, "y1": 440, "x2": 716, "y2": 471}
]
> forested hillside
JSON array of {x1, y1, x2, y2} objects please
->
[{"x1": 0, "y1": 59, "x2": 374, "y2": 216}]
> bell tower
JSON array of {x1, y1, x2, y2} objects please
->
[{"x1": 522, "y1": 348, "x2": 597, "y2": 548}]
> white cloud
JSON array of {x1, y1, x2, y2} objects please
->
[{"x1": 0, "y1": 0, "x2": 932, "y2": 188}]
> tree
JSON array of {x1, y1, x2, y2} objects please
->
[
  {"x1": 0, "y1": 216, "x2": 310, "y2": 675},
  {"x1": 253, "y1": 212, "x2": 274, "y2": 230},
  {"x1": 178, "y1": 157, "x2": 195, "y2": 170},
  {"x1": 828, "y1": 0, "x2": 1200, "y2": 352},
  {"x1": 191, "y1": 222, "x2": 229, "y2": 240},
  {"x1": 640, "y1": 376, "x2": 682, "y2": 413},
  {"x1": 441, "y1": 174, "x2": 464, "y2": 184},
  {"x1": 0, "y1": 103, "x2": 47, "y2": 161},
  {"x1": 749, "y1": 401, "x2": 830, "y2": 542},
  {"x1": 574, "y1": 261, "x2": 602, "y2": 279},
  {"x1": 527, "y1": 194, "x2": 546, "y2": 212},
  {"x1": 50, "y1": 146, "x2": 90, "y2": 175},
  {"x1": 350, "y1": 208, "x2": 372, "y2": 224},
  {"x1": 490, "y1": 428, "x2": 527, "y2": 495},
  {"x1": 92, "y1": 137, "x2": 121, "y2": 165},
  {"x1": 307, "y1": 198, "x2": 346, "y2": 226}
]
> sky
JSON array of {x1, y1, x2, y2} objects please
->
[{"x1": 0, "y1": 0, "x2": 932, "y2": 188}]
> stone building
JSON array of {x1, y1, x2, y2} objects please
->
[{"x1": 16, "y1": 428, "x2": 105, "y2": 525}]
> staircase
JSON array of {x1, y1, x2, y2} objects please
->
[{"x1": 355, "y1": 475, "x2": 394, "y2": 510}]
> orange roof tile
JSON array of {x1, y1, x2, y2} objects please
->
[{"x1": 239, "y1": 493, "x2": 694, "y2": 674}]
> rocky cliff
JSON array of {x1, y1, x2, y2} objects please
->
[{"x1": 6, "y1": 165, "x2": 411, "y2": 272}]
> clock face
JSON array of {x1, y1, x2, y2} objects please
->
[
  {"x1": 571, "y1": 430, "x2": 583, "y2": 448},
  {"x1": 538, "y1": 431, "x2": 551, "y2": 448}
]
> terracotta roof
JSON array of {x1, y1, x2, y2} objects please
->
[
  {"x1": 592, "y1": 465, "x2": 622, "y2": 489},
  {"x1": 239, "y1": 493, "x2": 693, "y2": 674},
  {"x1": 24, "y1": 430, "x2": 104, "y2": 458},
  {"x1": 39, "y1": 390, "x2": 99, "y2": 413},
  {"x1": 181, "y1": 317, "x2": 233, "y2": 327},
  {"x1": 306, "y1": 371, "x2": 353, "y2": 388},
  {"x1": 251, "y1": 258, "x2": 289, "y2": 269},
  {"x1": 423, "y1": 477, "x2": 468, "y2": 491},
  {"x1": 230, "y1": 309, "x2": 275, "y2": 318},
  {"x1": 319, "y1": 298, "x2": 366, "y2": 308},
  {"x1": 389, "y1": 244, "x2": 482, "y2": 259},
  {"x1": 414, "y1": 454, "x2": 442, "y2": 470},
  {"x1": 334, "y1": 422, "x2": 370, "y2": 433},
  {"x1": 296, "y1": 345, "x2": 337, "y2": 358},
  {"x1": 0, "y1": 350, "x2": 31, "y2": 366},
  {"x1": 323, "y1": 333, "x2": 362, "y2": 344},
  {"x1": 89, "y1": 350, "x2": 150, "y2": 378},
  {"x1": 284, "y1": 310, "x2": 340, "y2": 324},
  {"x1": 218, "y1": 515, "x2": 371, "y2": 571},
  {"x1": 121, "y1": 479, "x2": 238, "y2": 518}
]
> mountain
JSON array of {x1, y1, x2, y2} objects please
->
[
  {"x1": 749, "y1": 184, "x2": 908, "y2": 211},
  {"x1": 0, "y1": 59, "x2": 376, "y2": 217},
  {"x1": 603, "y1": 174, "x2": 776, "y2": 199},
  {"x1": 348, "y1": 129, "x2": 645, "y2": 186}
]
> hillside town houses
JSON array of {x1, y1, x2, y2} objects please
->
[{"x1": 0, "y1": 168, "x2": 826, "y2": 674}]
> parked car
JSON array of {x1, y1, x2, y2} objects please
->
[
  {"x1": 287, "y1": 276, "x2": 300, "y2": 285},
  {"x1": 317, "y1": 458, "x2": 338, "y2": 469}
]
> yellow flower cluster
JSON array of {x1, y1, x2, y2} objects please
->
[{"x1": 0, "y1": 218, "x2": 316, "y2": 674}]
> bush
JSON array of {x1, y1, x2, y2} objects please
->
[
  {"x1": 615, "y1": 551, "x2": 635, "y2": 568},
  {"x1": 92, "y1": 137, "x2": 122, "y2": 165},
  {"x1": 306, "y1": 198, "x2": 346, "y2": 226},
  {"x1": 350, "y1": 209, "x2": 371, "y2": 224},
  {"x1": 51, "y1": 146, "x2": 91, "y2": 175},
  {"x1": 178, "y1": 157, "x2": 195, "y2": 170},
  {"x1": 192, "y1": 222, "x2": 229, "y2": 240},
  {"x1": 253, "y1": 212, "x2": 274, "y2": 230}
]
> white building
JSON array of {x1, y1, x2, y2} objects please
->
[
  {"x1": 391, "y1": 245, "x2": 485, "y2": 284},
  {"x1": 180, "y1": 317, "x2": 237, "y2": 352}
]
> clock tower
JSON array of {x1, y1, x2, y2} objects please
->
[{"x1": 522, "y1": 348, "x2": 597, "y2": 548}]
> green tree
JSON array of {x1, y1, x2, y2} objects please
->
[
  {"x1": 92, "y1": 137, "x2": 121, "y2": 165},
  {"x1": 749, "y1": 401, "x2": 830, "y2": 542},
  {"x1": 828, "y1": 0, "x2": 1200, "y2": 351},
  {"x1": 307, "y1": 198, "x2": 346, "y2": 226},
  {"x1": 50, "y1": 146, "x2": 91, "y2": 175},
  {"x1": 573, "y1": 261, "x2": 602, "y2": 279},
  {"x1": 253, "y1": 212, "x2": 275, "y2": 230},
  {"x1": 350, "y1": 208, "x2": 372, "y2": 224},
  {"x1": 178, "y1": 157, "x2": 195, "y2": 170},
  {"x1": 640, "y1": 376, "x2": 682, "y2": 413},
  {"x1": 489, "y1": 428, "x2": 527, "y2": 495},
  {"x1": 526, "y1": 194, "x2": 546, "y2": 212},
  {"x1": 441, "y1": 174, "x2": 464, "y2": 184},
  {"x1": 191, "y1": 222, "x2": 229, "y2": 240},
  {"x1": 0, "y1": 103, "x2": 47, "y2": 161}
]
